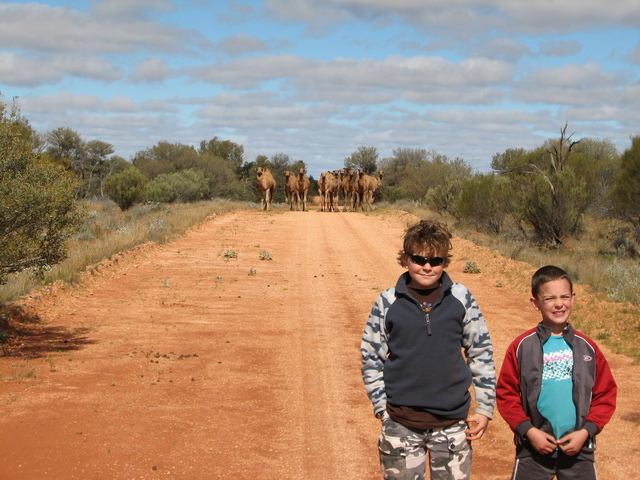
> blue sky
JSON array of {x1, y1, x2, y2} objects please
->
[{"x1": 1, "y1": 0, "x2": 638, "y2": 178}]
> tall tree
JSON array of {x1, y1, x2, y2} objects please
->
[
  {"x1": 500, "y1": 123, "x2": 590, "y2": 246},
  {"x1": 199, "y1": 137, "x2": 244, "y2": 172},
  {"x1": 0, "y1": 98, "x2": 83, "y2": 283},
  {"x1": 400, "y1": 152, "x2": 471, "y2": 201},
  {"x1": 133, "y1": 141, "x2": 199, "y2": 179},
  {"x1": 380, "y1": 147, "x2": 430, "y2": 188},
  {"x1": 46, "y1": 127, "x2": 85, "y2": 174},
  {"x1": 344, "y1": 146, "x2": 378, "y2": 174},
  {"x1": 84, "y1": 139, "x2": 114, "y2": 197}
]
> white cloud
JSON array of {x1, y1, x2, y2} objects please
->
[
  {"x1": 514, "y1": 62, "x2": 627, "y2": 106},
  {"x1": 264, "y1": 0, "x2": 640, "y2": 35},
  {"x1": 631, "y1": 44, "x2": 640, "y2": 64},
  {"x1": 217, "y1": 34, "x2": 271, "y2": 56},
  {"x1": 475, "y1": 37, "x2": 532, "y2": 62},
  {"x1": 539, "y1": 40, "x2": 582, "y2": 57},
  {"x1": 20, "y1": 93, "x2": 176, "y2": 114},
  {"x1": 0, "y1": 3, "x2": 199, "y2": 54},
  {"x1": 90, "y1": 0, "x2": 176, "y2": 19},
  {"x1": 131, "y1": 57, "x2": 174, "y2": 83},
  {"x1": 184, "y1": 54, "x2": 513, "y2": 105},
  {"x1": 0, "y1": 52, "x2": 122, "y2": 87}
]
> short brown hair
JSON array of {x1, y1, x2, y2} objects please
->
[
  {"x1": 531, "y1": 265, "x2": 573, "y2": 298},
  {"x1": 397, "y1": 220, "x2": 453, "y2": 267}
]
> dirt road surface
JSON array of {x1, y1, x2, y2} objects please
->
[{"x1": 1, "y1": 209, "x2": 637, "y2": 479}]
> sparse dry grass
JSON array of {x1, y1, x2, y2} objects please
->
[{"x1": 0, "y1": 198, "x2": 251, "y2": 304}]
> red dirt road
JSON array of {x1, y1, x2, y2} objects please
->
[{"x1": 0, "y1": 209, "x2": 637, "y2": 479}]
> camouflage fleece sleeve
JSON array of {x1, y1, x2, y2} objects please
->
[
  {"x1": 360, "y1": 288, "x2": 393, "y2": 417},
  {"x1": 452, "y1": 283, "x2": 496, "y2": 419}
]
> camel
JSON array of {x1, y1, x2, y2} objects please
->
[
  {"x1": 296, "y1": 167, "x2": 310, "y2": 212},
  {"x1": 284, "y1": 170, "x2": 299, "y2": 211},
  {"x1": 340, "y1": 169, "x2": 356, "y2": 212},
  {"x1": 330, "y1": 170, "x2": 342, "y2": 212},
  {"x1": 256, "y1": 166, "x2": 276, "y2": 211},
  {"x1": 318, "y1": 171, "x2": 335, "y2": 212},
  {"x1": 355, "y1": 168, "x2": 378, "y2": 211}
]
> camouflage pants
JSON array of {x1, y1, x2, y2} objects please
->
[{"x1": 378, "y1": 415, "x2": 472, "y2": 480}]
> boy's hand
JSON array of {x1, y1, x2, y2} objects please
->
[
  {"x1": 525, "y1": 428, "x2": 557, "y2": 454},
  {"x1": 465, "y1": 413, "x2": 490, "y2": 440},
  {"x1": 557, "y1": 429, "x2": 589, "y2": 456}
]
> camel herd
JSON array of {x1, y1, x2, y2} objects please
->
[
  {"x1": 318, "y1": 168, "x2": 383, "y2": 212},
  {"x1": 256, "y1": 166, "x2": 383, "y2": 212},
  {"x1": 284, "y1": 168, "x2": 310, "y2": 211},
  {"x1": 256, "y1": 166, "x2": 310, "y2": 211}
]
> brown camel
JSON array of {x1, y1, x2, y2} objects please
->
[
  {"x1": 256, "y1": 166, "x2": 276, "y2": 211},
  {"x1": 355, "y1": 168, "x2": 378, "y2": 211},
  {"x1": 284, "y1": 170, "x2": 299, "y2": 211},
  {"x1": 330, "y1": 170, "x2": 342, "y2": 212},
  {"x1": 318, "y1": 172, "x2": 335, "y2": 212},
  {"x1": 296, "y1": 168, "x2": 310, "y2": 211},
  {"x1": 340, "y1": 169, "x2": 356, "y2": 211}
]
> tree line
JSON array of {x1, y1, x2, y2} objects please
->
[{"x1": 2, "y1": 95, "x2": 639, "y2": 284}]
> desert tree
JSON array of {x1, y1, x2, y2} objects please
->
[
  {"x1": 499, "y1": 123, "x2": 590, "y2": 246},
  {"x1": 452, "y1": 174, "x2": 513, "y2": 234},
  {"x1": 402, "y1": 152, "x2": 472, "y2": 202},
  {"x1": 344, "y1": 146, "x2": 378, "y2": 174},
  {"x1": 199, "y1": 136, "x2": 245, "y2": 173},
  {"x1": 0, "y1": 97, "x2": 83, "y2": 284}
]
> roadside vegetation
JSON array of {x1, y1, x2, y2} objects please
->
[
  {"x1": 2, "y1": 94, "x2": 639, "y2": 361},
  {"x1": 0, "y1": 199, "x2": 250, "y2": 303}
]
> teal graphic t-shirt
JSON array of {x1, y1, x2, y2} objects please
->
[{"x1": 537, "y1": 335, "x2": 576, "y2": 439}]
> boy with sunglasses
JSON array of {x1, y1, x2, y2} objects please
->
[{"x1": 361, "y1": 220, "x2": 496, "y2": 480}]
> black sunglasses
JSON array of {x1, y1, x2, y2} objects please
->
[{"x1": 406, "y1": 253, "x2": 446, "y2": 267}]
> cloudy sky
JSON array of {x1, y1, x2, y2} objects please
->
[{"x1": 1, "y1": 0, "x2": 638, "y2": 177}]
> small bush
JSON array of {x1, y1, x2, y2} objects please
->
[
  {"x1": 463, "y1": 261, "x2": 481, "y2": 274},
  {"x1": 103, "y1": 167, "x2": 148, "y2": 210},
  {"x1": 259, "y1": 251, "x2": 272, "y2": 260}
]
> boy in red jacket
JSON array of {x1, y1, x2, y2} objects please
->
[{"x1": 497, "y1": 265, "x2": 616, "y2": 480}]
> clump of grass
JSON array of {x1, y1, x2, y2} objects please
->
[
  {"x1": 223, "y1": 250, "x2": 238, "y2": 259},
  {"x1": 259, "y1": 251, "x2": 273, "y2": 260},
  {"x1": 605, "y1": 261, "x2": 640, "y2": 304},
  {"x1": 463, "y1": 261, "x2": 481, "y2": 274},
  {"x1": 12, "y1": 367, "x2": 37, "y2": 381}
]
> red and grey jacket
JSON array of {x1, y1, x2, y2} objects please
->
[{"x1": 496, "y1": 323, "x2": 617, "y2": 460}]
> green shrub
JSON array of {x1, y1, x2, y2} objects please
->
[
  {"x1": 0, "y1": 98, "x2": 83, "y2": 284},
  {"x1": 514, "y1": 166, "x2": 589, "y2": 246},
  {"x1": 103, "y1": 166, "x2": 148, "y2": 210},
  {"x1": 454, "y1": 174, "x2": 512, "y2": 234},
  {"x1": 144, "y1": 169, "x2": 210, "y2": 203}
]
